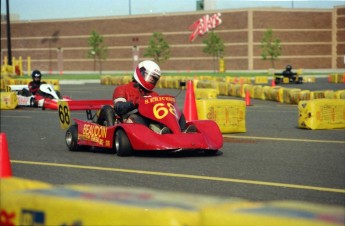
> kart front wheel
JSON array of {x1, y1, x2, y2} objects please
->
[
  {"x1": 275, "y1": 78, "x2": 281, "y2": 84},
  {"x1": 115, "y1": 129, "x2": 133, "y2": 157},
  {"x1": 65, "y1": 124, "x2": 90, "y2": 152},
  {"x1": 66, "y1": 125, "x2": 79, "y2": 151}
]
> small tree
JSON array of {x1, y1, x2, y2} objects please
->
[
  {"x1": 260, "y1": 29, "x2": 281, "y2": 69},
  {"x1": 87, "y1": 31, "x2": 108, "y2": 74},
  {"x1": 144, "y1": 32, "x2": 170, "y2": 64},
  {"x1": 202, "y1": 32, "x2": 225, "y2": 72}
]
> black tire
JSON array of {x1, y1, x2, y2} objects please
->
[
  {"x1": 97, "y1": 105, "x2": 115, "y2": 126},
  {"x1": 65, "y1": 124, "x2": 91, "y2": 152},
  {"x1": 20, "y1": 88, "x2": 31, "y2": 97},
  {"x1": 179, "y1": 113, "x2": 187, "y2": 131},
  {"x1": 275, "y1": 78, "x2": 281, "y2": 84},
  {"x1": 55, "y1": 90, "x2": 62, "y2": 99},
  {"x1": 66, "y1": 124, "x2": 79, "y2": 151},
  {"x1": 114, "y1": 129, "x2": 133, "y2": 156},
  {"x1": 30, "y1": 97, "x2": 35, "y2": 107},
  {"x1": 204, "y1": 149, "x2": 218, "y2": 156}
]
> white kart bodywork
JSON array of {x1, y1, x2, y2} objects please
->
[{"x1": 8, "y1": 84, "x2": 62, "y2": 107}]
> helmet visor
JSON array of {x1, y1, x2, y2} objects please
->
[{"x1": 143, "y1": 71, "x2": 160, "y2": 86}]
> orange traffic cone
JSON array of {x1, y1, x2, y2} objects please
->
[
  {"x1": 183, "y1": 80, "x2": 198, "y2": 121},
  {"x1": 0, "y1": 133, "x2": 12, "y2": 178},
  {"x1": 245, "y1": 90, "x2": 251, "y2": 106},
  {"x1": 271, "y1": 79, "x2": 276, "y2": 87}
]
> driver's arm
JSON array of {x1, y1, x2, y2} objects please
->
[
  {"x1": 28, "y1": 82, "x2": 39, "y2": 94},
  {"x1": 114, "y1": 99, "x2": 136, "y2": 115}
]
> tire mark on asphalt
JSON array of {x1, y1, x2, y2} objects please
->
[{"x1": 11, "y1": 160, "x2": 345, "y2": 194}]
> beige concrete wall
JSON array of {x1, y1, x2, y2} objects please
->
[{"x1": 1, "y1": 6, "x2": 344, "y2": 72}]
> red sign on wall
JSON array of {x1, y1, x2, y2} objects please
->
[{"x1": 189, "y1": 13, "x2": 222, "y2": 42}]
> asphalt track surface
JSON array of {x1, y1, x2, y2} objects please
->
[{"x1": 1, "y1": 78, "x2": 344, "y2": 206}]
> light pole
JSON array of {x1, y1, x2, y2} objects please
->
[
  {"x1": 132, "y1": 37, "x2": 139, "y2": 70},
  {"x1": 91, "y1": 50, "x2": 96, "y2": 71},
  {"x1": 6, "y1": 0, "x2": 12, "y2": 65}
]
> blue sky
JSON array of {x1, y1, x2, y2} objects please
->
[{"x1": 1, "y1": 0, "x2": 344, "y2": 21}]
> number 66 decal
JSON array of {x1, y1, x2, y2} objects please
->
[
  {"x1": 153, "y1": 102, "x2": 177, "y2": 119},
  {"x1": 58, "y1": 101, "x2": 71, "y2": 129}
]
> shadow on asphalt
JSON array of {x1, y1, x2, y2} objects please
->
[{"x1": 83, "y1": 147, "x2": 223, "y2": 158}]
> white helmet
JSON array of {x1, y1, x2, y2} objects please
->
[{"x1": 133, "y1": 60, "x2": 161, "y2": 91}]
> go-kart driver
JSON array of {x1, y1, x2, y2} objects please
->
[
  {"x1": 282, "y1": 65, "x2": 297, "y2": 82},
  {"x1": 29, "y1": 70, "x2": 46, "y2": 95},
  {"x1": 18, "y1": 69, "x2": 47, "y2": 98},
  {"x1": 113, "y1": 60, "x2": 161, "y2": 124},
  {"x1": 25, "y1": 70, "x2": 61, "y2": 106},
  {"x1": 96, "y1": 60, "x2": 191, "y2": 134}
]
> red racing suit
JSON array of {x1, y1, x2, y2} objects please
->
[
  {"x1": 112, "y1": 81, "x2": 158, "y2": 116},
  {"x1": 28, "y1": 81, "x2": 46, "y2": 95}
]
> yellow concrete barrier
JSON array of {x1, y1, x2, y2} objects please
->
[
  {"x1": 201, "y1": 200, "x2": 345, "y2": 226},
  {"x1": 264, "y1": 86, "x2": 283, "y2": 102},
  {"x1": 100, "y1": 75, "x2": 111, "y2": 85},
  {"x1": 196, "y1": 80, "x2": 215, "y2": 89},
  {"x1": 1, "y1": 177, "x2": 344, "y2": 226},
  {"x1": 298, "y1": 99, "x2": 345, "y2": 129},
  {"x1": 216, "y1": 81, "x2": 229, "y2": 96},
  {"x1": 303, "y1": 76, "x2": 316, "y2": 83},
  {"x1": 252, "y1": 85, "x2": 266, "y2": 100},
  {"x1": 328, "y1": 74, "x2": 344, "y2": 83},
  {"x1": 195, "y1": 88, "x2": 218, "y2": 99},
  {"x1": 335, "y1": 90, "x2": 345, "y2": 99},
  {"x1": 282, "y1": 88, "x2": 301, "y2": 104},
  {"x1": 165, "y1": 77, "x2": 180, "y2": 89},
  {"x1": 196, "y1": 99, "x2": 246, "y2": 133},
  {"x1": 0, "y1": 92, "x2": 18, "y2": 110},
  {"x1": 1, "y1": 177, "x2": 245, "y2": 226},
  {"x1": 254, "y1": 76, "x2": 268, "y2": 84},
  {"x1": 299, "y1": 90, "x2": 311, "y2": 101}
]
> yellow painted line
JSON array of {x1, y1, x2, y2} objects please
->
[
  {"x1": 223, "y1": 135, "x2": 345, "y2": 144},
  {"x1": 11, "y1": 160, "x2": 345, "y2": 194}
]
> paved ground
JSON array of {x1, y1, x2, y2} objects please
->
[{"x1": 1, "y1": 78, "x2": 344, "y2": 206}]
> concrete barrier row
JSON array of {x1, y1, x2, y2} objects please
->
[
  {"x1": 328, "y1": 73, "x2": 345, "y2": 83},
  {"x1": 1, "y1": 177, "x2": 344, "y2": 226},
  {"x1": 100, "y1": 76, "x2": 345, "y2": 105}
]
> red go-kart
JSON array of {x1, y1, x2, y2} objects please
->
[{"x1": 65, "y1": 95, "x2": 223, "y2": 156}]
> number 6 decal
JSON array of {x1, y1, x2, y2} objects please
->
[
  {"x1": 58, "y1": 101, "x2": 71, "y2": 129},
  {"x1": 153, "y1": 102, "x2": 177, "y2": 119}
]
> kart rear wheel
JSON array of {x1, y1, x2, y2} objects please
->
[
  {"x1": 97, "y1": 105, "x2": 115, "y2": 126},
  {"x1": 115, "y1": 129, "x2": 133, "y2": 157},
  {"x1": 65, "y1": 124, "x2": 91, "y2": 152},
  {"x1": 204, "y1": 149, "x2": 218, "y2": 156}
]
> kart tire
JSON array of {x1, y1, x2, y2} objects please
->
[
  {"x1": 97, "y1": 105, "x2": 115, "y2": 126},
  {"x1": 30, "y1": 97, "x2": 35, "y2": 107},
  {"x1": 115, "y1": 129, "x2": 133, "y2": 157},
  {"x1": 66, "y1": 124, "x2": 79, "y2": 151},
  {"x1": 204, "y1": 149, "x2": 218, "y2": 156},
  {"x1": 275, "y1": 78, "x2": 281, "y2": 84},
  {"x1": 65, "y1": 124, "x2": 91, "y2": 152},
  {"x1": 55, "y1": 90, "x2": 62, "y2": 99}
]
